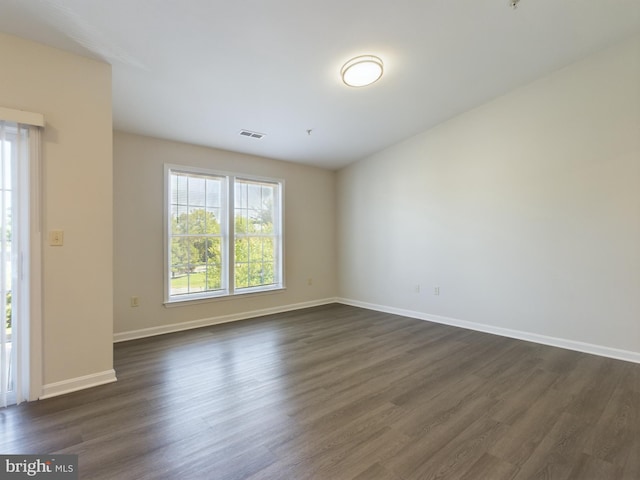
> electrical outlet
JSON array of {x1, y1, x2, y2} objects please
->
[
  {"x1": 130, "y1": 296, "x2": 139, "y2": 307},
  {"x1": 434, "y1": 286, "x2": 440, "y2": 296},
  {"x1": 414, "y1": 284, "x2": 421, "y2": 293}
]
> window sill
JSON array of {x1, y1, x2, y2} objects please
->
[{"x1": 163, "y1": 286, "x2": 286, "y2": 308}]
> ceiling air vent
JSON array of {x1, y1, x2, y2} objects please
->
[{"x1": 239, "y1": 129, "x2": 265, "y2": 139}]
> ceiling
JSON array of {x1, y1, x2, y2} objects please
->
[{"x1": 0, "y1": 0, "x2": 639, "y2": 170}]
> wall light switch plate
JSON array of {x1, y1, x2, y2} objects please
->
[{"x1": 49, "y1": 230, "x2": 64, "y2": 246}]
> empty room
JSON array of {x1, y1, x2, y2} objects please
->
[{"x1": 0, "y1": 1, "x2": 639, "y2": 479}]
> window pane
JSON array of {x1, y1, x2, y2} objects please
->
[
  {"x1": 249, "y1": 237, "x2": 262, "y2": 262},
  {"x1": 233, "y1": 179, "x2": 281, "y2": 291},
  {"x1": 188, "y1": 176, "x2": 206, "y2": 207},
  {"x1": 170, "y1": 238, "x2": 189, "y2": 270},
  {"x1": 171, "y1": 173, "x2": 178, "y2": 205},
  {"x1": 168, "y1": 170, "x2": 228, "y2": 299},
  {"x1": 262, "y1": 238, "x2": 275, "y2": 262},
  {"x1": 187, "y1": 208, "x2": 220, "y2": 235},
  {"x1": 235, "y1": 238, "x2": 248, "y2": 262},
  {"x1": 205, "y1": 178, "x2": 220, "y2": 207},
  {"x1": 206, "y1": 238, "x2": 221, "y2": 265},
  {"x1": 235, "y1": 209, "x2": 249, "y2": 233},
  {"x1": 176, "y1": 175, "x2": 188, "y2": 205},
  {"x1": 206, "y1": 208, "x2": 221, "y2": 234},
  {"x1": 235, "y1": 182, "x2": 247, "y2": 209},
  {"x1": 206, "y1": 265, "x2": 222, "y2": 290},
  {"x1": 248, "y1": 263, "x2": 263, "y2": 287},
  {"x1": 247, "y1": 183, "x2": 261, "y2": 209},
  {"x1": 263, "y1": 261, "x2": 275, "y2": 284},
  {"x1": 172, "y1": 205, "x2": 187, "y2": 234},
  {"x1": 187, "y1": 268, "x2": 204, "y2": 293},
  {"x1": 235, "y1": 263, "x2": 248, "y2": 289},
  {"x1": 170, "y1": 259, "x2": 189, "y2": 296}
]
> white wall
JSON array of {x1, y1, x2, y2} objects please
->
[
  {"x1": 337, "y1": 35, "x2": 640, "y2": 357},
  {"x1": 0, "y1": 33, "x2": 114, "y2": 394},
  {"x1": 113, "y1": 131, "x2": 337, "y2": 338}
]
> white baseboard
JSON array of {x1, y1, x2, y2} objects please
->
[
  {"x1": 114, "y1": 297, "x2": 339, "y2": 343},
  {"x1": 40, "y1": 369, "x2": 117, "y2": 400},
  {"x1": 337, "y1": 298, "x2": 640, "y2": 364}
]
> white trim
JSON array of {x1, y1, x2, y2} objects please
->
[
  {"x1": 0, "y1": 107, "x2": 44, "y2": 127},
  {"x1": 39, "y1": 369, "x2": 117, "y2": 400},
  {"x1": 114, "y1": 297, "x2": 337, "y2": 343},
  {"x1": 337, "y1": 298, "x2": 640, "y2": 364},
  {"x1": 164, "y1": 286, "x2": 286, "y2": 307}
]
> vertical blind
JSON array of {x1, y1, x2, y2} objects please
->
[{"x1": 0, "y1": 119, "x2": 38, "y2": 407}]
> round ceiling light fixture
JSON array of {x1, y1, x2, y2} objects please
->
[{"x1": 341, "y1": 55, "x2": 384, "y2": 87}]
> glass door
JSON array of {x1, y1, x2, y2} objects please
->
[{"x1": 0, "y1": 120, "x2": 29, "y2": 407}]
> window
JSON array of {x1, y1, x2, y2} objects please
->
[{"x1": 165, "y1": 165, "x2": 283, "y2": 303}]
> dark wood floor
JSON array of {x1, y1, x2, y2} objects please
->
[{"x1": 1, "y1": 304, "x2": 638, "y2": 479}]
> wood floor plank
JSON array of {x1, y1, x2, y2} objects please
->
[
  {"x1": 391, "y1": 373, "x2": 498, "y2": 439},
  {"x1": 387, "y1": 415, "x2": 510, "y2": 480},
  {"x1": 622, "y1": 436, "x2": 640, "y2": 480},
  {"x1": 511, "y1": 412, "x2": 591, "y2": 480},
  {"x1": 351, "y1": 462, "x2": 404, "y2": 480},
  {"x1": 489, "y1": 367, "x2": 559, "y2": 425},
  {"x1": 488, "y1": 380, "x2": 573, "y2": 467},
  {"x1": 583, "y1": 384, "x2": 639, "y2": 467},
  {"x1": 1, "y1": 303, "x2": 637, "y2": 480},
  {"x1": 565, "y1": 357, "x2": 628, "y2": 423},
  {"x1": 566, "y1": 454, "x2": 622, "y2": 480},
  {"x1": 458, "y1": 453, "x2": 519, "y2": 480}
]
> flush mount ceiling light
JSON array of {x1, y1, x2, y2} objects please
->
[{"x1": 341, "y1": 55, "x2": 384, "y2": 87}]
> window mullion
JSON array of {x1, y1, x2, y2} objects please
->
[{"x1": 228, "y1": 175, "x2": 235, "y2": 295}]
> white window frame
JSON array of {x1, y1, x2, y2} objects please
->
[{"x1": 164, "y1": 164, "x2": 284, "y2": 304}]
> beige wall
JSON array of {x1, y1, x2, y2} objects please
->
[
  {"x1": 113, "y1": 131, "x2": 337, "y2": 336},
  {"x1": 337, "y1": 35, "x2": 640, "y2": 356},
  {"x1": 0, "y1": 33, "x2": 114, "y2": 391}
]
